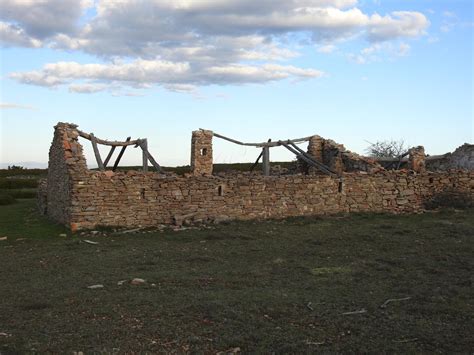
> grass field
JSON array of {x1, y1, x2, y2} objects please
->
[{"x1": 1, "y1": 199, "x2": 473, "y2": 353}]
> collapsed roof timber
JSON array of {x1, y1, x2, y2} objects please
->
[{"x1": 77, "y1": 125, "x2": 473, "y2": 175}]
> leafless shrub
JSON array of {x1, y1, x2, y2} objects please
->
[{"x1": 365, "y1": 139, "x2": 407, "y2": 158}]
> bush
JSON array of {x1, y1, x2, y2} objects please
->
[
  {"x1": 0, "y1": 192, "x2": 16, "y2": 205},
  {"x1": 0, "y1": 168, "x2": 46, "y2": 178},
  {"x1": 9, "y1": 189, "x2": 37, "y2": 199},
  {"x1": 365, "y1": 139, "x2": 407, "y2": 158},
  {"x1": 0, "y1": 178, "x2": 39, "y2": 189}
]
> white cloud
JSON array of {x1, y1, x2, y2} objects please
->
[
  {"x1": 348, "y1": 41, "x2": 410, "y2": 64},
  {"x1": 0, "y1": 102, "x2": 36, "y2": 110},
  {"x1": 0, "y1": 0, "x2": 92, "y2": 40},
  {"x1": 0, "y1": 22, "x2": 42, "y2": 47},
  {"x1": 317, "y1": 44, "x2": 337, "y2": 53},
  {"x1": 2, "y1": 0, "x2": 430, "y2": 93},
  {"x1": 68, "y1": 83, "x2": 110, "y2": 94},
  {"x1": 398, "y1": 42, "x2": 410, "y2": 56},
  {"x1": 367, "y1": 11, "x2": 429, "y2": 42},
  {"x1": 10, "y1": 59, "x2": 323, "y2": 92}
]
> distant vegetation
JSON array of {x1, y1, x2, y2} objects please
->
[{"x1": 0, "y1": 168, "x2": 43, "y2": 205}]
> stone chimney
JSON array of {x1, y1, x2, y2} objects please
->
[
  {"x1": 408, "y1": 146, "x2": 426, "y2": 173},
  {"x1": 306, "y1": 135, "x2": 324, "y2": 174},
  {"x1": 190, "y1": 129, "x2": 213, "y2": 175},
  {"x1": 308, "y1": 135, "x2": 324, "y2": 163}
]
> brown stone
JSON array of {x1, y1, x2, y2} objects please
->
[{"x1": 39, "y1": 122, "x2": 474, "y2": 232}]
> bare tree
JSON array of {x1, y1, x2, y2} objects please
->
[{"x1": 365, "y1": 139, "x2": 407, "y2": 158}]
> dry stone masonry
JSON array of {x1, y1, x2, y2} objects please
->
[
  {"x1": 191, "y1": 129, "x2": 214, "y2": 175},
  {"x1": 426, "y1": 144, "x2": 474, "y2": 171},
  {"x1": 38, "y1": 123, "x2": 474, "y2": 231}
]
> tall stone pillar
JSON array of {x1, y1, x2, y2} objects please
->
[
  {"x1": 190, "y1": 129, "x2": 213, "y2": 175},
  {"x1": 308, "y1": 135, "x2": 324, "y2": 163},
  {"x1": 408, "y1": 146, "x2": 426, "y2": 173},
  {"x1": 304, "y1": 135, "x2": 324, "y2": 174}
]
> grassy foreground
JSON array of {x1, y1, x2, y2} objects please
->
[{"x1": 0, "y1": 200, "x2": 473, "y2": 353}]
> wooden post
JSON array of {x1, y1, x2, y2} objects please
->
[
  {"x1": 250, "y1": 151, "x2": 263, "y2": 172},
  {"x1": 250, "y1": 139, "x2": 271, "y2": 172},
  {"x1": 112, "y1": 137, "x2": 131, "y2": 171},
  {"x1": 90, "y1": 133, "x2": 105, "y2": 171},
  {"x1": 139, "y1": 141, "x2": 161, "y2": 172},
  {"x1": 103, "y1": 146, "x2": 116, "y2": 168},
  {"x1": 142, "y1": 139, "x2": 148, "y2": 172},
  {"x1": 262, "y1": 146, "x2": 270, "y2": 176}
]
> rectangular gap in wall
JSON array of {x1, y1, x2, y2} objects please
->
[
  {"x1": 338, "y1": 181, "x2": 343, "y2": 193},
  {"x1": 140, "y1": 188, "x2": 145, "y2": 199}
]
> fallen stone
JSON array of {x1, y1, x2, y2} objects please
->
[
  {"x1": 217, "y1": 347, "x2": 241, "y2": 354},
  {"x1": 0, "y1": 237, "x2": 7, "y2": 241},
  {"x1": 117, "y1": 280, "x2": 127, "y2": 286},
  {"x1": 213, "y1": 215, "x2": 231, "y2": 224},
  {"x1": 87, "y1": 284, "x2": 104, "y2": 289},
  {"x1": 131, "y1": 278, "x2": 146, "y2": 285},
  {"x1": 59, "y1": 233, "x2": 67, "y2": 237}
]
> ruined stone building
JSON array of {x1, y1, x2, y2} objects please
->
[{"x1": 38, "y1": 123, "x2": 473, "y2": 231}]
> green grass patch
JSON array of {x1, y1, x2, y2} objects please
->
[
  {"x1": 0, "y1": 200, "x2": 473, "y2": 353},
  {"x1": 0, "y1": 191, "x2": 16, "y2": 205}
]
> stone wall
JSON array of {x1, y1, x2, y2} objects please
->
[
  {"x1": 302, "y1": 136, "x2": 382, "y2": 174},
  {"x1": 43, "y1": 122, "x2": 89, "y2": 228},
  {"x1": 65, "y1": 169, "x2": 472, "y2": 230},
  {"x1": 426, "y1": 144, "x2": 474, "y2": 171},
  {"x1": 41, "y1": 123, "x2": 474, "y2": 231}
]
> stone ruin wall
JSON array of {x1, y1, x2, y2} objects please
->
[
  {"x1": 305, "y1": 135, "x2": 383, "y2": 174},
  {"x1": 38, "y1": 123, "x2": 474, "y2": 231},
  {"x1": 426, "y1": 144, "x2": 474, "y2": 171}
]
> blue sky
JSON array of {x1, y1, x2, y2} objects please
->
[{"x1": 1, "y1": 0, "x2": 472, "y2": 168}]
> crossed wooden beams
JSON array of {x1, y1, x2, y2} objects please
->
[
  {"x1": 77, "y1": 130, "x2": 161, "y2": 172},
  {"x1": 203, "y1": 129, "x2": 336, "y2": 177}
]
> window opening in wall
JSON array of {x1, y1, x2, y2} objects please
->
[
  {"x1": 140, "y1": 188, "x2": 145, "y2": 199},
  {"x1": 429, "y1": 177, "x2": 434, "y2": 184},
  {"x1": 218, "y1": 185, "x2": 224, "y2": 196},
  {"x1": 201, "y1": 148, "x2": 208, "y2": 156},
  {"x1": 338, "y1": 180, "x2": 343, "y2": 193}
]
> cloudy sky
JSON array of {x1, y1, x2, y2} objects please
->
[{"x1": 1, "y1": 0, "x2": 472, "y2": 167}]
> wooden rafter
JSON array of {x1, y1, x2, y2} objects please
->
[
  {"x1": 202, "y1": 129, "x2": 313, "y2": 148},
  {"x1": 77, "y1": 130, "x2": 140, "y2": 146}
]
